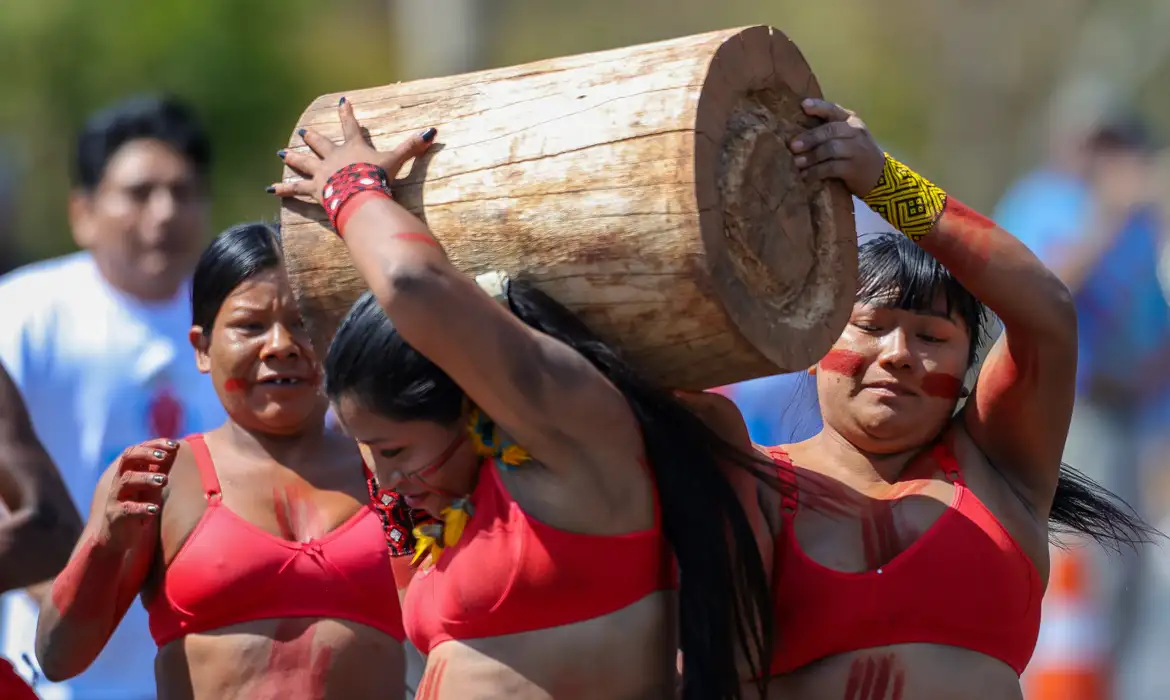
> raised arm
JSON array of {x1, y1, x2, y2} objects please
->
[
  {"x1": 273, "y1": 100, "x2": 639, "y2": 467},
  {"x1": 791, "y1": 99, "x2": 1075, "y2": 505},
  {"x1": 34, "y1": 440, "x2": 175, "y2": 681},
  {"x1": 0, "y1": 362, "x2": 82, "y2": 593}
]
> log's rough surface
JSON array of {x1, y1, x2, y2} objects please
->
[{"x1": 280, "y1": 25, "x2": 857, "y2": 390}]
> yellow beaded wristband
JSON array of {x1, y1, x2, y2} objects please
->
[{"x1": 862, "y1": 153, "x2": 948, "y2": 241}]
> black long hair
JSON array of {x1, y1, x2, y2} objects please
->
[
  {"x1": 325, "y1": 285, "x2": 777, "y2": 700},
  {"x1": 858, "y1": 233, "x2": 1157, "y2": 550},
  {"x1": 191, "y1": 222, "x2": 281, "y2": 330}
]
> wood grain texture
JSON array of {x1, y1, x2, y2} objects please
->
[{"x1": 280, "y1": 25, "x2": 856, "y2": 390}]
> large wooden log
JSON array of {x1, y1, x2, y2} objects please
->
[{"x1": 279, "y1": 25, "x2": 857, "y2": 390}]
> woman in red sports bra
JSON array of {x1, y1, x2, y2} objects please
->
[
  {"x1": 719, "y1": 99, "x2": 1155, "y2": 699},
  {"x1": 34, "y1": 224, "x2": 406, "y2": 698},
  {"x1": 267, "y1": 101, "x2": 777, "y2": 699}
]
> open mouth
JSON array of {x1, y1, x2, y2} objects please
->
[{"x1": 258, "y1": 377, "x2": 305, "y2": 386}]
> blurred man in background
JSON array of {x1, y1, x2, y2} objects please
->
[
  {"x1": 995, "y1": 115, "x2": 1170, "y2": 696},
  {"x1": 0, "y1": 95, "x2": 226, "y2": 700},
  {"x1": 0, "y1": 360, "x2": 82, "y2": 698}
]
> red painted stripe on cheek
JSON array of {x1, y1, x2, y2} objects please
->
[
  {"x1": 820, "y1": 349, "x2": 866, "y2": 377},
  {"x1": 223, "y1": 378, "x2": 247, "y2": 393},
  {"x1": 921, "y1": 372, "x2": 963, "y2": 400}
]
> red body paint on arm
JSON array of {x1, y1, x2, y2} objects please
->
[
  {"x1": 928, "y1": 197, "x2": 995, "y2": 279},
  {"x1": 820, "y1": 349, "x2": 866, "y2": 377},
  {"x1": 942, "y1": 198, "x2": 995, "y2": 230},
  {"x1": 389, "y1": 232, "x2": 443, "y2": 249},
  {"x1": 49, "y1": 536, "x2": 126, "y2": 625},
  {"x1": 920, "y1": 373, "x2": 963, "y2": 401},
  {"x1": 40, "y1": 534, "x2": 151, "y2": 679}
]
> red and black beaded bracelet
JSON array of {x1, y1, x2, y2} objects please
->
[{"x1": 322, "y1": 162, "x2": 393, "y2": 235}]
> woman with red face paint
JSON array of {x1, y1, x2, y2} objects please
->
[
  {"x1": 269, "y1": 100, "x2": 778, "y2": 700},
  {"x1": 724, "y1": 98, "x2": 1156, "y2": 700},
  {"x1": 35, "y1": 223, "x2": 407, "y2": 699}
]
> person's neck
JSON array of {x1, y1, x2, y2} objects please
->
[
  {"x1": 805, "y1": 427, "x2": 924, "y2": 487},
  {"x1": 220, "y1": 419, "x2": 328, "y2": 468},
  {"x1": 95, "y1": 258, "x2": 183, "y2": 304}
]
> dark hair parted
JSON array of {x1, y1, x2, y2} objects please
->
[
  {"x1": 325, "y1": 284, "x2": 778, "y2": 700},
  {"x1": 74, "y1": 94, "x2": 212, "y2": 191},
  {"x1": 191, "y1": 223, "x2": 282, "y2": 332},
  {"x1": 859, "y1": 232, "x2": 1157, "y2": 550}
]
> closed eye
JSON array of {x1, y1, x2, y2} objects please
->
[{"x1": 380, "y1": 447, "x2": 404, "y2": 459}]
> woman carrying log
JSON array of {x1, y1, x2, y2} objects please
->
[
  {"x1": 35, "y1": 224, "x2": 407, "y2": 698},
  {"x1": 730, "y1": 98, "x2": 1155, "y2": 700},
  {"x1": 269, "y1": 100, "x2": 776, "y2": 700}
]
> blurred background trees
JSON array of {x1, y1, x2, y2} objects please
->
[{"x1": 2, "y1": 0, "x2": 1169, "y2": 265}]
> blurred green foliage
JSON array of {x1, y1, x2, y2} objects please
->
[{"x1": 1, "y1": 0, "x2": 1166, "y2": 267}]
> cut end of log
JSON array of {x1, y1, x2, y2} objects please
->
[{"x1": 695, "y1": 27, "x2": 857, "y2": 372}]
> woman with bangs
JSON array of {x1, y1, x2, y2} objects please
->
[{"x1": 725, "y1": 97, "x2": 1158, "y2": 700}]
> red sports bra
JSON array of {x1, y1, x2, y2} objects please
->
[
  {"x1": 146, "y1": 434, "x2": 404, "y2": 647},
  {"x1": 403, "y1": 459, "x2": 673, "y2": 653},
  {"x1": 768, "y1": 443, "x2": 1042, "y2": 676}
]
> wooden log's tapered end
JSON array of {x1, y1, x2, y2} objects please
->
[{"x1": 694, "y1": 26, "x2": 857, "y2": 373}]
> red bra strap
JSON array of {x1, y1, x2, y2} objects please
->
[
  {"x1": 185, "y1": 434, "x2": 222, "y2": 499},
  {"x1": 930, "y1": 442, "x2": 965, "y2": 486},
  {"x1": 767, "y1": 446, "x2": 800, "y2": 514}
]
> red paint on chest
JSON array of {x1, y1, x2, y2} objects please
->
[
  {"x1": 820, "y1": 349, "x2": 867, "y2": 377},
  {"x1": 272, "y1": 485, "x2": 326, "y2": 542},
  {"x1": 921, "y1": 372, "x2": 963, "y2": 400}
]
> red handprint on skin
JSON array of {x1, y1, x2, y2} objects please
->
[{"x1": 844, "y1": 654, "x2": 905, "y2": 700}]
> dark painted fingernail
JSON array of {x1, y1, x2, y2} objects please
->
[
  {"x1": 297, "y1": 128, "x2": 307, "y2": 137},
  {"x1": 277, "y1": 149, "x2": 287, "y2": 159},
  {"x1": 153, "y1": 450, "x2": 165, "y2": 459},
  {"x1": 339, "y1": 96, "x2": 347, "y2": 105},
  {"x1": 147, "y1": 505, "x2": 159, "y2": 514},
  {"x1": 165, "y1": 440, "x2": 177, "y2": 448},
  {"x1": 153, "y1": 474, "x2": 166, "y2": 485},
  {"x1": 265, "y1": 185, "x2": 276, "y2": 194},
  {"x1": 421, "y1": 127, "x2": 437, "y2": 142}
]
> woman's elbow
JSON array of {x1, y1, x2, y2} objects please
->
[
  {"x1": 1042, "y1": 274, "x2": 1078, "y2": 346},
  {"x1": 370, "y1": 262, "x2": 450, "y2": 315},
  {"x1": 34, "y1": 629, "x2": 79, "y2": 683}
]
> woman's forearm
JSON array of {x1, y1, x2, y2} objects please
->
[
  {"x1": 35, "y1": 534, "x2": 144, "y2": 681},
  {"x1": 864, "y1": 154, "x2": 1076, "y2": 339}
]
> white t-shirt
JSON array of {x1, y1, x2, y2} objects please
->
[{"x1": 0, "y1": 252, "x2": 225, "y2": 700}]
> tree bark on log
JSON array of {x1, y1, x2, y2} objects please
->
[{"x1": 279, "y1": 25, "x2": 856, "y2": 390}]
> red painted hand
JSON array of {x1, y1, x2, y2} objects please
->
[
  {"x1": 270, "y1": 98, "x2": 437, "y2": 207},
  {"x1": 97, "y1": 439, "x2": 177, "y2": 551}
]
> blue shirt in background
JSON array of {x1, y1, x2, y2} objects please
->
[{"x1": 994, "y1": 169, "x2": 1170, "y2": 426}]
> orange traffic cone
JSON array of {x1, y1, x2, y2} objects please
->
[{"x1": 1025, "y1": 546, "x2": 1110, "y2": 700}]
